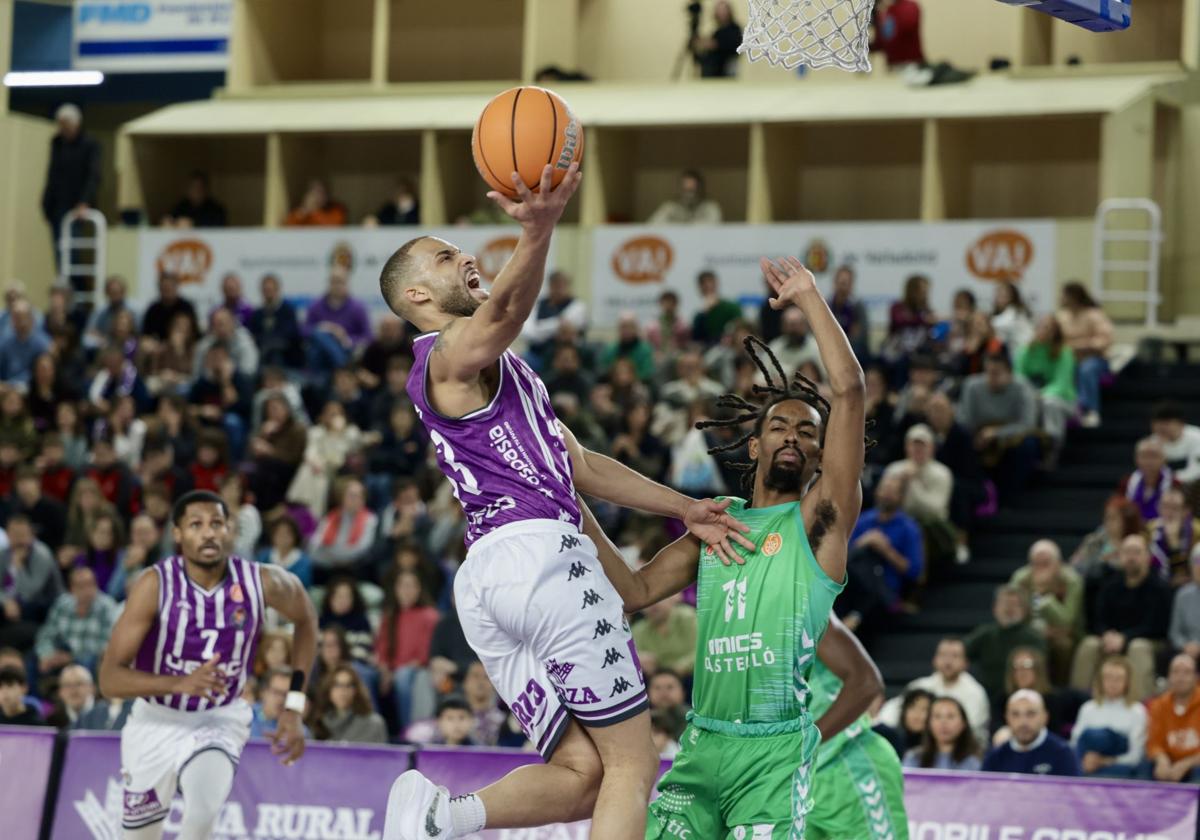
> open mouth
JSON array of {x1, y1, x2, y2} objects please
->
[
  {"x1": 200, "y1": 543, "x2": 220, "y2": 554},
  {"x1": 464, "y1": 268, "x2": 481, "y2": 290}
]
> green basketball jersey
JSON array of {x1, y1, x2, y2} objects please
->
[
  {"x1": 693, "y1": 497, "x2": 844, "y2": 725},
  {"x1": 809, "y1": 658, "x2": 876, "y2": 768}
]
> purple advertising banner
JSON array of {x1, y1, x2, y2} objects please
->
[
  {"x1": 52, "y1": 732, "x2": 411, "y2": 839},
  {"x1": 0, "y1": 726, "x2": 56, "y2": 840},
  {"x1": 417, "y1": 747, "x2": 673, "y2": 839},
  {"x1": 905, "y1": 768, "x2": 1199, "y2": 839}
]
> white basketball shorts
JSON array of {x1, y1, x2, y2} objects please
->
[
  {"x1": 119, "y1": 697, "x2": 252, "y2": 830},
  {"x1": 455, "y1": 519, "x2": 650, "y2": 759}
]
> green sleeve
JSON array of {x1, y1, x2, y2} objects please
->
[{"x1": 1050, "y1": 347, "x2": 1077, "y2": 403}]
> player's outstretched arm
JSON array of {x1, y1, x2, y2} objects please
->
[
  {"x1": 432, "y1": 163, "x2": 581, "y2": 381},
  {"x1": 579, "y1": 496, "x2": 701, "y2": 613},
  {"x1": 560, "y1": 420, "x2": 754, "y2": 565},
  {"x1": 762, "y1": 257, "x2": 865, "y2": 581},
  {"x1": 98, "y1": 570, "x2": 224, "y2": 701},
  {"x1": 262, "y1": 564, "x2": 318, "y2": 766},
  {"x1": 813, "y1": 613, "x2": 884, "y2": 741}
]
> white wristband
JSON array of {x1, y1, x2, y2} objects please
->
[{"x1": 284, "y1": 690, "x2": 307, "y2": 715}]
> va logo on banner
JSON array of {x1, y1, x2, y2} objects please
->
[
  {"x1": 966, "y1": 229, "x2": 1035, "y2": 282},
  {"x1": 72, "y1": 776, "x2": 381, "y2": 840}
]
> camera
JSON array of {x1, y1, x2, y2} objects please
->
[{"x1": 686, "y1": 1, "x2": 703, "y2": 36}]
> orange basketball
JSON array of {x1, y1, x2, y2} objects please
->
[{"x1": 471, "y1": 86, "x2": 584, "y2": 199}]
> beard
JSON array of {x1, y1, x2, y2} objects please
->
[
  {"x1": 439, "y1": 285, "x2": 482, "y2": 318},
  {"x1": 186, "y1": 543, "x2": 227, "y2": 568},
  {"x1": 762, "y1": 449, "x2": 807, "y2": 493}
]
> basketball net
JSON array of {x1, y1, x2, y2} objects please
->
[{"x1": 738, "y1": 0, "x2": 873, "y2": 73}]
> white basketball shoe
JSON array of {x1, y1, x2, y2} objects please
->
[{"x1": 383, "y1": 770, "x2": 453, "y2": 839}]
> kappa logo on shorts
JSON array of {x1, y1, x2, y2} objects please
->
[
  {"x1": 601, "y1": 647, "x2": 625, "y2": 669},
  {"x1": 610, "y1": 676, "x2": 634, "y2": 697},
  {"x1": 560, "y1": 535, "x2": 582, "y2": 553},
  {"x1": 581, "y1": 589, "x2": 604, "y2": 609},
  {"x1": 567, "y1": 561, "x2": 590, "y2": 581},
  {"x1": 593, "y1": 619, "x2": 615, "y2": 638},
  {"x1": 762, "y1": 532, "x2": 783, "y2": 556}
]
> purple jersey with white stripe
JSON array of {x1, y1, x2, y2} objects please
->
[
  {"x1": 133, "y1": 554, "x2": 264, "y2": 712},
  {"x1": 407, "y1": 332, "x2": 583, "y2": 546}
]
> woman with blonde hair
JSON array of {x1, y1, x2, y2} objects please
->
[{"x1": 1070, "y1": 655, "x2": 1147, "y2": 777}]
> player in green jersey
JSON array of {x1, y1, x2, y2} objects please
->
[
  {"x1": 574, "y1": 256, "x2": 868, "y2": 838},
  {"x1": 807, "y1": 652, "x2": 909, "y2": 840}
]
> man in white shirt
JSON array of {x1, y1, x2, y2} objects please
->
[
  {"x1": 883, "y1": 424, "x2": 961, "y2": 565},
  {"x1": 1153, "y1": 401, "x2": 1200, "y2": 485},
  {"x1": 520, "y1": 270, "x2": 588, "y2": 368},
  {"x1": 876, "y1": 636, "x2": 990, "y2": 743}
]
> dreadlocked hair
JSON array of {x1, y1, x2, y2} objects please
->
[{"x1": 696, "y1": 335, "x2": 857, "y2": 495}]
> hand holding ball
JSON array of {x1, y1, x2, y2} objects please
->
[{"x1": 471, "y1": 86, "x2": 585, "y2": 199}]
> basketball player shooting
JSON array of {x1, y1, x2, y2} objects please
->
[
  {"x1": 377, "y1": 162, "x2": 754, "y2": 840},
  {"x1": 98, "y1": 490, "x2": 318, "y2": 839},
  {"x1": 575, "y1": 256, "x2": 869, "y2": 838}
]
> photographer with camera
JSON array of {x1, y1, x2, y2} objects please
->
[{"x1": 690, "y1": 1, "x2": 743, "y2": 77}]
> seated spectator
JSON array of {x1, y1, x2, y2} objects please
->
[
  {"x1": 1056, "y1": 281, "x2": 1113, "y2": 428},
  {"x1": 660, "y1": 349, "x2": 723, "y2": 410},
  {"x1": 428, "y1": 598, "x2": 476, "y2": 695},
  {"x1": 285, "y1": 178, "x2": 347, "y2": 227},
  {"x1": 0, "y1": 301, "x2": 50, "y2": 386},
  {"x1": 63, "y1": 477, "x2": 117, "y2": 557},
  {"x1": 374, "y1": 481, "x2": 433, "y2": 566},
  {"x1": 1071, "y1": 534, "x2": 1170, "y2": 701},
  {"x1": 320, "y1": 576, "x2": 376, "y2": 666},
  {"x1": 369, "y1": 357, "x2": 412, "y2": 431},
  {"x1": 1152, "y1": 401, "x2": 1200, "y2": 487},
  {"x1": 702, "y1": 319, "x2": 755, "y2": 389},
  {"x1": 944, "y1": 289, "x2": 997, "y2": 378},
  {"x1": 965, "y1": 585, "x2": 1045, "y2": 708},
  {"x1": 543, "y1": 344, "x2": 595, "y2": 406},
  {"x1": 838, "y1": 474, "x2": 923, "y2": 633},
  {"x1": 1149, "y1": 487, "x2": 1199, "y2": 586},
  {"x1": 0, "y1": 514, "x2": 62, "y2": 651},
  {"x1": 140, "y1": 273, "x2": 198, "y2": 343},
  {"x1": 162, "y1": 170, "x2": 227, "y2": 228},
  {"x1": 311, "y1": 664, "x2": 387, "y2": 744},
  {"x1": 254, "y1": 631, "x2": 292, "y2": 679},
  {"x1": 5, "y1": 467, "x2": 66, "y2": 551},
  {"x1": 0, "y1": 390, "x2": 36, "y2": 460},
  {"x1": 188, "y1": 344, "x2": 253, "y2": 461},
  {"x1": 903, "y1": 696, "x2": 982, "y2": 771},
  {"x1": 632, "y1": 594, "x2": 697, "y2": 678},
  {"x1": 0, "y1": 665, "x2": 45, "y2": 726},
  {"x1": 1010, "y1": 540, "x2": 1083, "y2": 685},
  {"x1": 600, "y1": 313, "x2": 656, "y2": 382},
  {"x1": 186, "y1": 431, "x2": 229, "y2": 495},
  {"x1": 861, "y1": 366, "x2": 900, "y2": 486},
  {"x1": 999, "y1": 646, "x2": 1085, "y2": 740},
  {"x1": 768, "y1": 308, "x2": 828, "y2": 382},
  {"x1": 251, "y1": 666, "x2": 298, "y2": 738},
  {"x1": 880, "y1": 274, "x2": 936, "y2": 384},
  {"x1": 73, "y1": 512, "x2": 124, "y2": 598},
  {"x1": 982, "y1": 690, "x2": 1080, "y2": 776},
  {"x1": 669, "y1": 402, "x2": 730, "y2": 498},
  {"x1": 153, "y1": 393, "x2": 197, "y2": 468},
  {"x1": 1147, "y1": 653, "x2": 1200, "y2": 782},
  {"x1": 876, "y1": 687, "x2": 933, "y2": 757},
  {"x1": 1071, "y1": 655, "x2": 1147, "y2": 777},
  {"x1": 460, "y1": 660, "x2": 510, "y2": 748},
  {"x1": 112, "y1": 514, "x2": 163, "y2": 599},
  {"x1": 105, "y1": 307, "x2": 140, "y2": 362},
  {"x1": 652, "y1": 708, "x2": 683, "y2": 758},
  {"x1": 304, "y1": 266, "x2": 372, "y2": 375},
  {"x1": 610, "y1": 399, "x2": 671, "y2": 485},
  {"x1": 1016, "y1": 315, "x2": 1076, "y2": 459},
  {"x1": 431, "y1": 695, "x2": 477, "y2": 747},
  {"x1": 89, "y1": 345, "x2": 152, "y2": 417},
  {"x1": 211, "y1": 272, "x2": 253, "y2": 327},
  {"x1": 309, "y1": 478, "x2": 379, "y2": 577},
  {"x1": 37, "y1": 434, "x2": 77, "y2": 504},
  {"x1": 646, "y1": 290, "x2": 691, "y2": 356},
  {"x1": 63, "y1": 661, "x2": 129, "y2": 730},
  {"x1": 257, "y1": 515, "x2": 312, "y2": 589},
  {"x1": 521, "y1": 270, "x2": 588, "y2": 370},
  {"x1": 108, "y1": 395, "x2": 148, "y2": 468},
  {"x1": 247, "y1": 393, "x2": 307, "y2": 513},
  {"x1": 376, "y1": 570, "x2": 440, "y2": 731},
  {"x1": 288, "y1": 404, "x2": 371, "y2": 518},
  {"x1": 690, "y1": 270, "x2": 741, "y2": 347},
  {"x1": 28, "y1": 354, "x2": 74, "y2": 434},
  {"x1": 820, "y1": 265, "x2": 870, "y2": 361},
  {"x1": 193, "y1": 308, "x2": 259, "y2": 380},
  {"x1": 877, "y1": 637, "x2": 990, "y2": 743},
  {"x1": 34, "y1": 565, "x2": 118, "y2": 676},
  {"x1": 358, "y1": 318, "x2": 411, "y2": 392},
  {"x1": 84, "y1": 436, "x2": 138, "y2": 521},
  {"x1": 1119, "y1": 436, "x2": 1180, "y2": 523},
  {"x1": 648, "y1": 668, "x2": 690, "y2": 713},
  {"x1": 606, "y1": 357, "x2": 653, "y2": 421},
  {"x1": 220, "y1": 474, "x2": 261, "y2": 560},
  {"x1": 249, "y1": 273, "x2": 304, "y2": 370},
  {"x1": 83, "y1": 275, "x2": 138, "y2": 352},
  {"x1": 883, "y1": 424, "x2": 958, "y2": 568},
  {"x1": 365, "y1": 177, "x2": 420, "y2": 227},
  {"x1": 958, "y1": 352, "x2": 1040, "y2": 500},
  {"x1": 1171, "y1": 546, "x2": 1200, "y2": 662},
  {"x1": 1072, "y1": 496, "x2": 1143, "y2": 627},
  {"x1": 991, "y1": 281, "x2": 1034, "y2": 353},
  {"x1": 649, "y1": 170, "x2": 722, "y2": 224}
]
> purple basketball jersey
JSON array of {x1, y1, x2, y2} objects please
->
[
  {"x1": 407, "y1": 332, "x2": 583, "y2": 546},
  {"x1": 133, "y1": 555, "x2": 264, "y2": 712}
]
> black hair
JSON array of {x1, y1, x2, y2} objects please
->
[
  {"x1": 984, "y1": 349, "x2": 1012, "y2": 371},
  {"x1": 379, "y1": 236, "x2": 433, "y2": 317},
  {"x1": 1153, "y1": 401, "x2": 1185, "y2": 423},
  {"x1": 695, "y1": 335, "x2": 835, "y2": 494},
  {"x1": 650, "y1": 668, "x2": 683, "y2": 686},
  {"x1": 437, "y1": 695, "x2": 471, "y2": 716},
  {"x1": 171, "y1": 490, "x2": 229, "y2": 526},
  {"x1": 0, "y1": 665, "x2": 26, "y2": 687}
]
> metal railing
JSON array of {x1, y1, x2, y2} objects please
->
[{"x1": 1092, "y1": 198, "x2": 1163, "y2": 328}]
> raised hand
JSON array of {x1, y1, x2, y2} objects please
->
[
  {"x1": 176, "y1": 654, "x2": 225, "y2": 702},
  {"x1": 761, "y1": 256, "x2": 819, "y2": 310},
  {"x1": 684, "y1": 498, "x2": 757, "y2": 566},
  {"x1": 487, "y1": 162, "x2": 582, "y2": 231}
]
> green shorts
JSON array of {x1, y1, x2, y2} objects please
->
[
  {"x1": 646, "y1": 714, "x2": 821, "y2": 840},
  {"x1": 806, "y1": 732, "x2": 908, "y2": 840}
]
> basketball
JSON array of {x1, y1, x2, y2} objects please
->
[{"x1": 471, "y1": 86, "x2": 584, "y2": 199}]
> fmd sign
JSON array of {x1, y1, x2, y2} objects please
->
[{"x1": 72, "y1": 2, "x2": 233, "y2": 73}]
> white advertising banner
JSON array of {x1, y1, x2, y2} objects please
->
[
  {"x1": 73, "y1": 1, "x2": 233, "y2": 73},
  {"x1": 589, "y1": 221, "x2": 1058, "y2": 327},
  {"x1": 134, "y1": 226, "x2": 536, "y2": 320}
]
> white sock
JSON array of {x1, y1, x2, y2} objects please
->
[{"x1": 449, "y1": 793, "x2": 487, "y2": 836}]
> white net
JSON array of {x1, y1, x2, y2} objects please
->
[{"x1": 738, "y1": 0, "x2": 874, "y2": 73}]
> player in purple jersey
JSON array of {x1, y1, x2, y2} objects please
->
[
  {"x1": 99, "y1": 490, "x2": 317, "y2": 839},
  {"x1": 377, "y1": 163, "x2": 753, "y2": 840}
]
